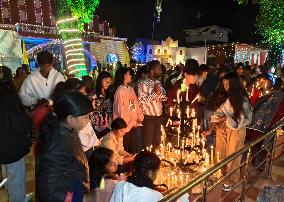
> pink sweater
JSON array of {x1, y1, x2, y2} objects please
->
[{"x1": 113, "y1": 85, "x2": 144, "y2": 132}]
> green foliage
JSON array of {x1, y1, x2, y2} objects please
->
[
  {"x1": 237, "y1": 0, "x2": 283, "y2": 65},
  {"x1": 65, "y1": 0, "x2": 100, "y2": 24},
  {"x1": 256, "y1": 0, "x2": 284, "y2": 44},
  {"x1": 54, "y1": 0, "x2": 100, "y2": 29},
  {"x1": 54, "y1": 0, "x2": 71, "y2": 20}
]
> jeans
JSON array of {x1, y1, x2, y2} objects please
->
[{"x1": 1, "y1": 157, "x2": 26, "y2": 202}]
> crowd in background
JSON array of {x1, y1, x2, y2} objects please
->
[{"x1": 0, "y1": 50, "x2": 284, "y2": 202}]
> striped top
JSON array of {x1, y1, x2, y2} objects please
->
[{"x1": 138, "y1": 78, "x2": 167, "y2": 116}]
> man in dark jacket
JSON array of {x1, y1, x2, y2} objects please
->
[{"x1": 0, "y1": 66, "x2": 32, "y2": 202}]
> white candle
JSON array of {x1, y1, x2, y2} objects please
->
[
  {"x1": 191, "y1": 109, "x2": 196, "y2": 118},
  {"x1": 177, "y1": 90, "x2": 181, "y2": 104},
  {"x1": 177, "y1": 127, "x2": 181, "y2": 147},
  {"x1": 190, "y1": 133, "x2": 194, "y2": 146},
  {"x1": 201, "y1": 138, "x2": 205, "y2": 150},
  {"x1": 216, "y1": 151, "x2": 220, "y2": 162},
  {"x1": 191, "y1": 94, "x2": 200, "y2": 104},
  {"x1": 186, "y1": 86, "x2": 189, "y2": 102},
  {"x1": 210, "y1": 145, "x2": 214, "y2": 165},
  {"x1": 186, "y1": 107, "x2": 190, "y2": 118},
  {"x1": 170, "y1": 107, "x2": 173, "y2": 117},
  {"x1": 177, "y1": 109, "x2": 181, "y2": 118}
]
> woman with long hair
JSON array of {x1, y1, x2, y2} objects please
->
[
  {"x1": 85, "y1": 147, "x2": 119, "y2": 202},
  {"x1": 89, "y1": 71, "x2": 113, "y2": 138},
  {"x1": 36, "y1": 91, "x2": 93, "y2": 202},
  {"x1": 110, "y1": 151, "x2": 162, "y2": 202},
  {"x1": 110, "y1": 151, "x2": 189, "y2": 202},
  {"x1": 113, "y1": 67, "x2": 144, "y2": 153},
  {"x1": 205, "y1": 72, "x2": 253, "y2": 191}
]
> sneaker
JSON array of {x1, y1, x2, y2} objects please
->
[{"x1": 222, "y1": 183, "x2": 232, "y2": 192}]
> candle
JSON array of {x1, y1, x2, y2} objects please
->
[
  {"x1": 201, "y1": 138, "x2": 205, "y2": 150},
  {"x1": 191, "y1": 94, "x2": 200, "y2": 104},
  {"x1": 186, "y1": 86, "x2": 189, "y2": 102},
  {"x1": 186, "y1": 107, "x2": 190, "y2": 118},
  {"x1": 190, "y1": 133, "x2": 194, "y2": 146},
  {"x1": 216, "y1": 151, "x2": 220, "y2": 162},
  {"x1": 192, "y1": 109, "x2": 198, "y2": 128},
  {"x1": 170, "y1": 107, "x2": 173, "y2": 117},
  {"x1": 177, "y1": 109, "x2": 181, "y2": 118},
  {"x1": 191, "y1": 109, "x2": 196, "y2": 118},
  {"x1": 205, "y1": 152, "x2": 210, "y2": 167},
  {"x1": 193, "y1": 126, "x2": 196, "y2": 145},
  {"x1": 177, "y1": 127, "x2": 181, "y2": 147},
  {"x1": 216, "y1": 152, "x2": 222, "y2": 177},
  {"x1": 182, "y1": 139, "x2": 185, "y2": 151},
  {"x1": 210, "y1": 145, "x2": 214, "y2": 165},
  {"x1": 177, "y1": 90, "x2": 181, "y2": 104}
]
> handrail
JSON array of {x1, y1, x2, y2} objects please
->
[{"x1": 159, "y1": 117, "x2": 284, "y2": 202}]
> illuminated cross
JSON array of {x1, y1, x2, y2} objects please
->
[{"x1": 195, "y1": 11, "x2": 202, "y2": 25}]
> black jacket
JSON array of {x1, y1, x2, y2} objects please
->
[
  {"x1": 0, "y1": 94, "x2": 32, "y2": 164},
  {"x1": 36, "y1": 122, "x2": 89, "y2": 202}
]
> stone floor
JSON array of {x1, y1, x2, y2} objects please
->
[{"x1": 0, "y1": 152, "x2": 283, "y2": 202}]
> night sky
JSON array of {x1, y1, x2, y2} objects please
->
[{"x1": 95, "y1": 0, "x2": 260, "y2": 46}]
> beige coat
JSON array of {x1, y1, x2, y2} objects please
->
[{"x1": 100, "y1": 131, "x2": 130, "y2": 165}]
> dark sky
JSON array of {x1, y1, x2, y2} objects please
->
[{"x1": 95, "y1": 0, "x2": 260, "y2": 46}]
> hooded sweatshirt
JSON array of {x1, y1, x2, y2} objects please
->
[{"x1": 19, "y1": 68, "x2": 65, "y2": 106}]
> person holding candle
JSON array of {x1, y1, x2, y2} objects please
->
[
  {"x1": 100, "y1": 118, "x2": 136, "y2": 174},
  {"x1": 85, "y1": 147, "x2": 126, "y2": 202},
  {"x1": 204, "y1": 72, "x2": 253, "y2": 192},
  {"x1": 110, "y1": 151, "x2": 189, "y2": 202},
  {"x1": 113, "y1": 67, "x2": 144, "y2": 153},
  {"x1": 138, "y1": 60, "x2": 166, "y2": 150},
  {"x1": 166, "y1": 67, "x2": 199, "y2": 109}
]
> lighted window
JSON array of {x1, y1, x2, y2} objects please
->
[
  {"x1": 157, "y1": 49, "x2": 160, "y2": 55},
  {"x1": 164, "y1": 49, "x2": 167, "y2": 55}
]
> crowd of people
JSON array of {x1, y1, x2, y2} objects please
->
[{"x1": 0, "y1": 50, "x2": 284, "y2": 202}]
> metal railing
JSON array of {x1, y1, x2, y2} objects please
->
[{"x1": 159, "y1": 117, "x2": 284, "y2": 202}]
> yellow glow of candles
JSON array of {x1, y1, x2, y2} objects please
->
[
  {"x1": 170, "y1": 107, "x2": 173, "y2": 116},
  {"x1": 210, "y1": 145, "x2": 214, "y2": 165}
]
